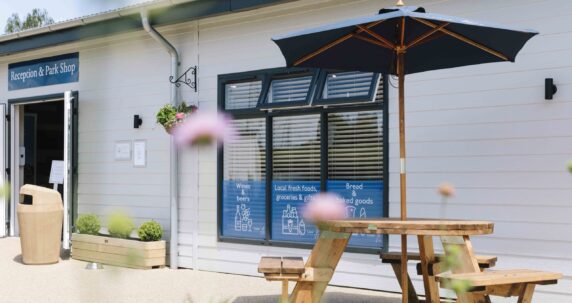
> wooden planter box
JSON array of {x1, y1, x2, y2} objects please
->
[{"x1": 71, "y1": 233, "x2": 166, "y2": 269}]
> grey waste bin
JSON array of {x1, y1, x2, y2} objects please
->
[{"x1": 17, "y1": 184, "x2": 63, "y2": 264}]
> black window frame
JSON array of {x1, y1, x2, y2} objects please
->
[
  {"x1": 314, "y1": 70, "x2": 381, "y2": 106},
  {"x1": 257, "y1": 68, "x2": 320, "y2": 110},
  {"x1": 217, "y1": 67, "x2": 389, "y2": 254}
]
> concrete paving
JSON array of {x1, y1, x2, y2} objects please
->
[{"x1": 0, "y1": 237, "x2": 401, "y2": 303}]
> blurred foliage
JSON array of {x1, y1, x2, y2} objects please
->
[
  {"x1": 107, "y1": 212, "x2": 135, "y2": 239},
  {"x1": 5, "y1": 9, "x2": 54, "y2": 34},
  {"x1": 76, "y1": 214, "x2": 101, "y2": 235},
  {"x1": 441, "y1": 245, "x2": 473, "y2": 296}
]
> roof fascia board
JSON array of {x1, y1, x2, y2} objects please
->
[{"x1": 0, "y1": 0, "x2": 292, "y2": 57}]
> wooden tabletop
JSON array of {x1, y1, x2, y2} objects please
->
[{"x1": 322, "y1": 218, "x2": 494, "y2": 236}]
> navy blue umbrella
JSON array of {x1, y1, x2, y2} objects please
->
[{"x1": 272, "y1": 3, "x2": 537, "y2": 303}]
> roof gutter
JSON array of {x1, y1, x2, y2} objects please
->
[{"x1": 140, "y1": 10, "x2": 180, "y2": 270}]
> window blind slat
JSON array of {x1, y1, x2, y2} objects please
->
[
  {"x1": 328, "y1": 111, "x2": 383, "y2": 181},
  {"x1": 273, "y1": 115, "x2": 321, "y2": 181}
]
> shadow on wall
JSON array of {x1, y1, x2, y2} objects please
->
[{"x1": 234, "y1": 292, "x2": 401, "y2": 303}]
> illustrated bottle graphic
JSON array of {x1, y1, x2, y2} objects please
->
[
  {"x1": 234, "y1": 205, "x2": 241, "y2": 231},
  {"x1": 299, "y1": 220, "x2": 306, "y2": 236}
]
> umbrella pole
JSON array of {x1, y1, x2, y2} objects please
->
[{"x1": 397, "y1": 50, "x2": 408, "y2": 303}]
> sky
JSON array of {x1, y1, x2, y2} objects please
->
[{"x1": 0, "y1": 0, "x2": 149, "y2": 33}]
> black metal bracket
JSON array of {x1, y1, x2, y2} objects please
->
[{"x1": 170, "y1": 65, "x2": 197, "y2": 92}]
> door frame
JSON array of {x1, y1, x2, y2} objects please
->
[
  {"x1": 7, "y1": 92, "x2": 78, "y2": 240},
  {"x1": 0, "y1": 104, "x2": 5, "y2": 237}
]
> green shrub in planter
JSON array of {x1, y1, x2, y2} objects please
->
[
  {"x1": 138, "y1": 221, "x2": 163, "y2": 242},
  {"x1": 76, "y1": 214, "x2": 101, "y2": 235},
  {"x1": 107, "y1": 212, "x2": 135, "y2": 239}
]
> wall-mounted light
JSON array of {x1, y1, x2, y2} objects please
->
[
  {"x1": 133, "y1": 115, "x2": 143, "y2": 128},
  {"x1": 545, "y1": 78, "x2": 557, "y2": 100}
]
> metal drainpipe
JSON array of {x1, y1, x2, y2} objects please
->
[{"x1": 141, "y1": 11, "x2": 179, "y2": 269}]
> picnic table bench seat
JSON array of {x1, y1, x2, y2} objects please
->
[
  {"x1": 437, "y1": 269, "x2": 562, "y2": 301},
  {"x1": 258, "y1": 257, "x2": 305, "y2": 302},
  {"x1": 381, "y1": 251, "x2": 498, "y2": 303}
]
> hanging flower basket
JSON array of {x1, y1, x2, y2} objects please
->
[{"x1": 156, "y1": 102, "x2": 197, "y2": 134}]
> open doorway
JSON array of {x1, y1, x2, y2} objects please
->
[
  {"x1": 9, "y1": 92, "x2": 77, "y2": 249},
  {"x1": 23, "y1": 101, "x2": 65, "y2": 195}
]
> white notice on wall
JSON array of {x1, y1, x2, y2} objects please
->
[
  {"x1": 115, "y1": 141, "x2": 131, "y2": 160},
  {"x1": 49, "y1": 160, "x2": 65, "y2": 184},
  {"x1": 133, "y1": 140, "x2": 146, "y2": 167}
]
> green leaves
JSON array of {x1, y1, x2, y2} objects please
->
[
  {"x1": 5, "y1": 9, "x2": 54, "y2": 34},
  {"x1": 76, "y1": 214, "x2": 101, "y2": 235},
  {"x1": 107, "y1": 212, "x2": 135, "y2": 239},
  {"x1": 138, "y1": 221, "x2": 163, "y2": 242}
]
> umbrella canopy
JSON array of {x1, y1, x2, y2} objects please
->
[
  {"x1": 273, "y1": 5, "x2": 537, "y2": 75},
  {"x1": 272, "y1": 4, "x2": 537, "y2": 303}
]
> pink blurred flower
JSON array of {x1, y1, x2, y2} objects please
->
[
  {"x1": 302, "y1": 193, "x2": 347, "y2": 223},
  {"x1": 438, "y1": 183, "x2": 455, "y2": 198},
  {"x1": 172, "y1": 111, "x2": 235, "y2": 147},
  {"x1": 175, "y1": 112, "x2": 185, "y2": 120}
]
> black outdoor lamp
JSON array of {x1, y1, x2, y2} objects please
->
[
  {"x1": 545, "y1": 78, "x2": 557, "y2": 100},
  {"x1": 133, "y1": 115, "x2": 143, "y2": 128}
]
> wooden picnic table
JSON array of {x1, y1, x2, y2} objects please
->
[{"x1": 289, "y1": 218, "x2": 494, "y2": 303}]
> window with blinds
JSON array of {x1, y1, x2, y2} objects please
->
[
  {"x1": 221, "y1": 118, "x2": 266, "y2": 239},
  {"x1": 224, "y1": 80, "x2": 262, "y2": 110},
  {"x1": 272, "y1": 115, "x2": 321, "y2": 181},
  {"x1": 327, "y1": 110, "x2": 384, "y2": 248},
  {"x1": 328, "y1": 111, "x2": 383, "y2": 180},
  {"x1": 322, "y1": 71, "x2": 377, "y2": 99},
  {"x1": 263, "y1": 73, "x2": 314, "y2": 107},
  {"x1": 219, "y1": 67, "x2": 387, "y2": 250},
  {"x1": 271, "y1": 115, "x2": 321, "y2": 243}
]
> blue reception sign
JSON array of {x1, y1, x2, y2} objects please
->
[
  {"x1": 271, "y1": 181, "x2": 321, "y2": 243},
  {"x1": 222, "y1": 180, "x2": 266, "y2": 239},
  {"x1": 327, "y1": 180, "x2": 384, "y2": 247},
  {"x1": 9, "y1": 53, "x2": 79, "y2": 90}
]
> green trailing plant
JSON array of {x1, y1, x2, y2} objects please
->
[
  {"x1": 107, "y1": 212, "x2": 135, "y2": 239},
  {"x1": 76, "y1": 214, "x2": 101, "y2": 235},
  {"x1": 138, "y1": 221, "x2": 163, "y2": 242},
  {"x1": 156, "y1": 102, "x2": 196, "y2": 132}
]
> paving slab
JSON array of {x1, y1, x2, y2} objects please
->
[{"x1": 0, "y1": 237, "x2": 401, "y2": 303}]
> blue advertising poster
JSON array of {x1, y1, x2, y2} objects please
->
[
  {"x1": 271, "y1": 181, "x2": 321, "y2": 243},
  {"x1": 9, "y1": 53, "x2": 79, "y2": 91},
  {"x1": 327, "y1": 180, "x2": 384, "y2": 248},
  {"x1": 222, "y1": 180, "x2": 266, "y2": 239}
]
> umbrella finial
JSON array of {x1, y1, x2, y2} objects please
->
[{"x1": 396, "y1": 0, "x2": 405, "y2": 6}]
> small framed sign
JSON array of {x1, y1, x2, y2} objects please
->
[
  {"x1": 133, "y1": 140, "x2": 146, "y2": 167},
  {"x1": 49, "y1": 160, "x2": 65, "y2": 185},
  {"x1": 114, "y1": 141, "x2": 131, "y2": 161}
]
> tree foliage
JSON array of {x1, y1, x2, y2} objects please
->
[{"x1": 5, "y1": 9, "x2": 54, "y2": 34}]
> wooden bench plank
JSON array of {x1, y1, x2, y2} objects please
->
[
  {"x1": 282, "y1": 257, "x2": 305, "y2": 274},
  {"x1": 437, "y1": 269, "x2": 562, "y2": 288},
  {"x1": 258, "y1": 257, "x2": 283, "y2": 274},
  {"x1": 382, "y1": 251, "x2": 497, "y2": 267}
]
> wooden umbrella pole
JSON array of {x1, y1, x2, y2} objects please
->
[{"x1": 397, "y1": 49, "x2": 408, "y2": 303}]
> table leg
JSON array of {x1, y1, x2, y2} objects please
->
[
  {"x1": 290, "y1": 230, "x2": 351, "y2": 303},
  {"x1": 440, "y1": 236, "x2": 490, "y2": 303},
  {"x1": 418, "y1": 235, "x2": 441, "y2": 303},
  {"x1": 389, "y1": 262, "x2": 420, "y2": 303}
]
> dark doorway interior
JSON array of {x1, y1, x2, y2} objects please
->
[{"x1": 23, "y1": 101, "x2": 64, "y2": 196}]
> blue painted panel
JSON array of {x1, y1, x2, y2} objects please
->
[
  {"x1": 9, "y1": 53, "x2": 79, "y2": 91},
  {"x1": 327, "y1": 180, "x2": 384, "y2": 248},
  {"x1": 221, "y1": 180, "x2": 266, "y2": 239},
  {"x1": 271, "y1": 181, "x2": 321, "y2": 243}
]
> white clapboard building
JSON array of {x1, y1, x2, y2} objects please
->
[{"x1": 0, "y1": 0, "x2": 570, "y2": 301}]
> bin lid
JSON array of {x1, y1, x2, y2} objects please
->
[{"x1": 19, "y1": 184, "x2": 62, "y2": 206}]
